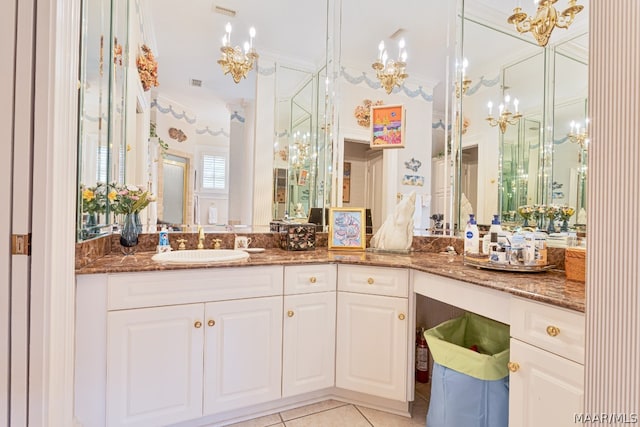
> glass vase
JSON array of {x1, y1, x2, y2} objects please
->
[
  {"x1": 561, "y1": 219, "x2": 569, "y2": 232},
  {"x1": 547, "y1": 218, "x2": 556, "y2": 234},
  {"x1": 120, "y1": 213, "x2": 139, "y2": 255},
  {"x1": 134, "y1": 212, "x2": 143, "y2": 234}
]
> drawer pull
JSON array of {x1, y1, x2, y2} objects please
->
[
  {"x1": 208, "y1": 320, "x2": 215, "y2": 327},
  {"x1": 367, "y1": 277, "x2": 375, "y2": 285},
  {"x1": 287, "y1": 310, "x2": 295, "y2": 317},
  {"x1": 546, "y1": 325, "x2": 561, "y2": 337},
  {"x1": 507, "y1": 362, "x2": 520, "y2": 372},
  {"x1": 194, "y1": 321, "x2": 202, "y2": 329},
  {"x1": 309, "y1": 276, "x2": 317, "y2": 284},
  {"x1": 398, "y1": 313, "x2": 406, "y2": 320}
]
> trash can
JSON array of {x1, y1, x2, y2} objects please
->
[{"x1": 424, "y1": 312, "x2": 510, "y2": 427}]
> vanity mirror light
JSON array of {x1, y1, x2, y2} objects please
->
[{"x1": 454, "y1": 0, "x2": 588, "y2": 232}]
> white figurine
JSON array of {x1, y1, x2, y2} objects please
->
[{"x1": 370, "y1": 191, "x2": 416, "y2": 251}]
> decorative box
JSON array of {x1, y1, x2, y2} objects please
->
[
  {"x1": 278, "y1": 223, "x2": 316, "y2": 251},
  {"x1": 565, "y1": 247, "x2": 586, "y2": 282}
]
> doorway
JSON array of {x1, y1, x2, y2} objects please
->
[
  {"x1": 343, "y1": 140, "x2": 383, "y2": 233},
  {"x1": 158, "y1": 152, "x2": 191, "y2": 226}
]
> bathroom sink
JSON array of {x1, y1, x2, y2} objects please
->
[{"x1": 152, "y1": 249, "x2": 250, "y2": 264}]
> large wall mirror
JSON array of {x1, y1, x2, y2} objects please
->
[
  {"x1": 456, "y1": 0, "x2": 589, "y2": 232},
  {"x1": 76, "y1": 0, "x2": 332, "y2": 240}
]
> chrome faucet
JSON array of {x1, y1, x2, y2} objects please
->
[{"x1": 197, "y1": 226, "x2": 205, "y2": 249}]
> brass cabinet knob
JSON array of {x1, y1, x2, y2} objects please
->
[
  {"x1": 208, "y1": 320, "x2": 215, "y2": 327},
  {"x1": 194, "y1": 321, "x2": 202, "y2": 328},
  {"x1": 546, "y1": 325, "x2": 560, "y2": 337},
  {"x1": 309, "y1": 276, "x2": 317, "y2": 284},
  {"x1": 398, "y1": 313, "x2": 406, "y2": 320},
  {"x1": 287, "y1": 310, "x2": 295, "y2": 317},
  {"x1": 508, "y1": 362, "x2": 520, "y2": 372},
  {"x1": 367, "y1": 277, "x2": 375, "y2": 285}
]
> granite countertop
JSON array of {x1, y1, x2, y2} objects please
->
[{"x1": 76, "y1": 247, "x2": 585, "y2": 313}]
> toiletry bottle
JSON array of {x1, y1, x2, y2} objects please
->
[
  {"x1": 464, "y1": 214, "x2": 480, "y2": 255},
  {"x1": 483, "y1": 214, "x2": 502, "y2": 254}
]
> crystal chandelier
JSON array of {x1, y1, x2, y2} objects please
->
[
  {"x1": 507, "y1": 0, "x2": 584, "y2": 47},
  {"x1": 455, "y1": 58, "x2": 471, "y2": 98},
  {"x1": 217, "y1": 23, "x2": 258, "y2": 84},
  {"x1": 372, "y1": 39, "x2": 408, "y2": 94},
  {"x1": 486, "y1": 95, "x2": 522, "y2": 133}
]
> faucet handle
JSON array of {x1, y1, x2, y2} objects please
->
[
  {"x1": 176, "y1": 238, "x2": 187, "y2": 250},
  {"x1": 212, "y1": 239, "x2": 222, "y2": 250}
]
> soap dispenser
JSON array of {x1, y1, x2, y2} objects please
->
[
  {"x1": 464, "y1": 214, "x2": 480, "y2": 255},
  {"x1": 483, "y1": 214, "x2": 503, "y2": 254}
]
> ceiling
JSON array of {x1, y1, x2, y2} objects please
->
[{"x1": 142, "y1": 0, "x2": 589, "y2": 124}]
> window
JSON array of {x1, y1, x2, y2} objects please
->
[{"x1": 201, "y1": 152, "x2": 227, "y2": 192}]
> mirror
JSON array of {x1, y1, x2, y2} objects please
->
[
  {"x1": 457, "y1": 0, "x2": 588, "y2": 231},
  {"x1": 75, "y1": 0, "x2": 463, "y2": 240},
  {"x1": 77, "y1": 0, "x2": 129, "y2": 240}
]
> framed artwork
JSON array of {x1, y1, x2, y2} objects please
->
[
  {"x1": 328, "y1": 207, "x2": 366, "y2": 250},
  {"x1": 370, "y1": 104, "x2": 405, "y2": 149},
  {"x1": 343, "y1": 162, "x2": 351, "y2": 202},
  {"x1": 297, "y1": 169, "x2": 309, "y2": 186}
]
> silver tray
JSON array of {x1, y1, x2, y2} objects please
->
[{"x1": 464, "y1": 257, "x2": 554, "y2": 273}]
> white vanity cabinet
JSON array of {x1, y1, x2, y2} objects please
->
[
  {"x1": 508, "y1": 297, "x2": 585, "y2": 427},
  {"x1": 282, "y1": 264, "x2": 337, "y2": 397},
  {"x1": 107, "y1": 303, "x2": 205, "y2": 427},
  {"x1": 335, "y1": 265, "x2": 410, "y2": 401},
  {"x1": 75, "y1": 266, "x2": 284, "y2": 427}
]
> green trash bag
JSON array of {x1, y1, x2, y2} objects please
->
[{"x1": 424, "y1": 312, "x2": 510, "y2": 381}]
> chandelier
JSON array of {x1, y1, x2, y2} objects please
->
[
  {"x1": 372, "y1": 39, "x2": 408, "y2": 94},
  {"x1": 507, "y1": 0, "x2": 584, "y2": 47},
  {"x1": 218, "y1": 23, "x2": 258, "y2": 84},
  {"x1": 568, "y1": 120, "x2": 589, "y2": 149},
  {"x1": 486, "y1": 95, "x2": 522, "y2": 133}
]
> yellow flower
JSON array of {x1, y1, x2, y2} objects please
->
[
  {"x1": 82, "y1": 188, "x2": 95, "y2": 201},
  {"x1": 107, "y1": 190, "x2": 117, "y2": 202}
]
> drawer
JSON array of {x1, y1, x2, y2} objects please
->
[
  {"x1": 337, "y1": 265, "x2": 409, "y2": 298},
  {"x1": 108, "y1": 265, "x2": 283, "y2": 310},
  {"x1": 284, "y1": 264, "x2": 336, "y2": 294},
  {"x1": 510, "y1": 296, "x2": 585, "y2": 364}
]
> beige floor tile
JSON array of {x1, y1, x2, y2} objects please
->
[
  {"x1": 284, "y1": 405, "x2": 371, "y2": 427},
  {"x1": 280, "y1": 399, "x2": 349, "y2": 422},
  {"x1": 223, "y1": 413, "x2": 283, "y2": 427},
  {"x1": 358, "y1": 398, "x2": 429, "y2": 427}
]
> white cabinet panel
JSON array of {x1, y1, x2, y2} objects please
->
[
  {"x1": 338, "y1": 265, "x2": 409, "y2": 298},
  {"x1": 511, "y1": 296, "x2": 585, "y2": 364},
  {"x1": 283, "y1": 292, "x2": 336, "y2": 396},
  {"x1": 203, "y1": 297, "x2": 283, "y2": 415},
  {"x1": 106, "y1": 304, "x2": 204, "y2": 427},
  {"x1": 509, "y1": 338, "x2": 584, "y2": 427},
  {"x1": 336, "y1": 292, "x2": 408, "y2": 401},
  {"x1": 284, "y1": 264, "x2": 336, "y2": 294}
]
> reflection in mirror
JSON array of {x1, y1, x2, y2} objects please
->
[
  {"x1": 552, "y1": 33, "x2": 588, "y2": 229},
  {"x1": 457, "y1": 1, "x2": 588, "y2": 233}
]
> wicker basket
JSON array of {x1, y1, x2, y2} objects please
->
[{"x1": 565, "y1": 247, "x2": 586, "y2": 282}]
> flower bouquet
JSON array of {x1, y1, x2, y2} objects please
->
[
  {"x1": 545, "y1": 205, "x2": 559, "y2": 233},
  {"x1": 80, "y1": 182, "x2": 109, "y2": 229},
  {"x1": 517, "y1": 205, "x2": 534, "y2": 227},
  {"x1": 558, "y1": 205, "x2": 575, "y2": 232},
  {"x1": 110, "y1": 184, "x2": 155, "y2": 254}
]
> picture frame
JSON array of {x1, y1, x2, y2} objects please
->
[
  {"x1": 370, "y1": 104, "x2": 405, "y2": 149},
  {"x1": 328, "y1": 207, "x2": 366, "y2": 250},
  {"x1": 297, "y1": 169, "x2": 309, "y2": 186},
  {"x1": 342, "y1": 162, "x2": 351, "y2": 203}
]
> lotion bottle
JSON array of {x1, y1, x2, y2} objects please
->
[{"x1": 464, "y1": 214, "x2": 480, "y2": 255}]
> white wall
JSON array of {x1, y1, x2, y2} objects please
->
[{"x1": 337, "y1": 65, "x2": 435, "y2": 229}]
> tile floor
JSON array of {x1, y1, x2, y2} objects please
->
[{"x1": 224, "y1": 382, "x2": 431, "y2": 427}]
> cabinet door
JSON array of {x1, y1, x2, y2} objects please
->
[
  {"x1": 509, "y1": 338, "x2": 584, "y2": 427},
  {"x1": 283, "y1": 292, "x2": 336, "y2": 397},
  {"x1": 107, "y1": 304, "x2": 204, "y2": 427},
  {"x1": 203, "y1": 296, "x2": 283, "y2": 415},
  {"x1": 336, "y1": 292, "x2": 408, "y2": 401}
]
